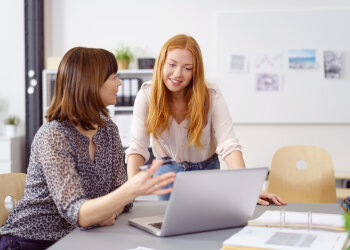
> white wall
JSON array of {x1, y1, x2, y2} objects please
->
[
  {"x1": 0, "y1": 0, "x2": 25, "y2": 135},
  {"x1": 2, "y1": 0, "x2": 345, "y2": 172}
]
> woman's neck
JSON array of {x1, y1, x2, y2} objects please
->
[
  {"x1": 170, "y1": 92, "x2": 188, "y2": 124},
  {"x1": 74, "y1": 124, "x2": 98, "y2": 140},
  {"x1": 170, "y1": 89, "x2": 186, "y2": 102},
  {"x1": 74, "y1": 124, "x2": 98, "y2": 162}
]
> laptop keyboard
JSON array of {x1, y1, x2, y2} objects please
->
[{"x1": 149, "y1": 222, "x2": 163, "y2": 229}]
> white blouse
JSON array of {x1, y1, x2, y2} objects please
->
[{"x1": 125, "y1": 81, "x2": 241, "y2": 163}]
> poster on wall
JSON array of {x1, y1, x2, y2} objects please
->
[
  {"x1": 255, "y1": 73, "x2": 282, "y2": 92},
  {"x1": 228, "y1": 53, "x2": 248, "y2": 72},
  {"x1": 254, "y1": 52, "x2": 283, "y2": 72},
  {"x1": 323, "y1": 50, "x2": 342, "y2": 79},
  {"x1": 288, "y1": 49, "x2": 316, "y2": 69}
]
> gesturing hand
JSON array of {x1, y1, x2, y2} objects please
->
[{"x1": 126, "y1": 160, "x2": 176, "y2": 199}]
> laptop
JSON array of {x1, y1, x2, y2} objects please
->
[{"x1": 128, "y1": 167, "x2": 268, "y2": 236}]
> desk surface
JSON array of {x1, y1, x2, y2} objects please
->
[{"x1": 50, "y1": 201, "x2": 344, "y2": 250}]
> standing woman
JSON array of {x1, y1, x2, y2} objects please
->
[
  {"x1": 0, "y1": 47, "x2": 175, "y2": 250},
  {"x1": 126, "y1": 34, "x2": 285, "y2": 205}
]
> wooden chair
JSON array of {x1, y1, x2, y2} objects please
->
[
  {"x1": 0, "y1": 173, "x2": 27, "y2": 227},
  {"x1": 267, "y1": 145, "x2": 336, "y2": 203}
]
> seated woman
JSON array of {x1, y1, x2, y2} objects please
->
[{"x1": 0, "y1": 47, "x2": 176, "y2": 250}]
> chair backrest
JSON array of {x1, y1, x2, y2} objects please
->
[
  {"x1": 267, "y1": 145, "x2": 336, "y2": 203},
  {"x1": 0, "y1": 173, "x2": 27, "y2": 226}
]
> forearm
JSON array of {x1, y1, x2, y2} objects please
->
[
  {"x1": 127, "y1": 154, "x2": 145, "y2": 179},
  {"x1": 78, "y1": 184, "x2": 135, "y2": 228},
  {"x1": 224, "y1": 150, "x2": 246, "y2": 169}
]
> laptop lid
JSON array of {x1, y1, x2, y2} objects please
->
[{"x1": 129, "y1": 167, "x2": 268, "y2": 236}]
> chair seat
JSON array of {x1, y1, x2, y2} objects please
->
[{"x1": 0, "y1": 173, "x2": 27, "y2": 227}]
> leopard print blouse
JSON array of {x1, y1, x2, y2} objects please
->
[{"x1": 0, "y1": 115, "x2": 132, "y2": 241}]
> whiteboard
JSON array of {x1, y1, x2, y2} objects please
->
[{"x1": 215, "y1": 10, "x2": 350, "y2": 124}]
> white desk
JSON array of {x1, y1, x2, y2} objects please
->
[{"x1": 49, "y1": 201, "x2": 344, "y2": 250}]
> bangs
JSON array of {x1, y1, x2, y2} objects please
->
[{"x1": 98, "y1": 49, "x2": 118, "y2": 82}]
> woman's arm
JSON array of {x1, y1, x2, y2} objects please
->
[
  {"x1": 78, "y1": 160, "x2": 176, "y2": 228},
  {"x1": 125, "y1": 84, "x2": 153, "y2": 175},
  {"x1": 224, "y1": 150, "x2": 246, "y2": 169},
  {"x1": 127, "y1": 153, "x2": 145, "y2": 179}
]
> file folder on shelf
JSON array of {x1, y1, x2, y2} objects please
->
[
  {"x1": 123, "y1": 78, "x2": 131, "y2": 106},
  {"x1": 117, "y1": 77, "x2": 142, "y2": 107},
  {"x1": 131, "y1": 78, "x2": 140, "y2": 105}
]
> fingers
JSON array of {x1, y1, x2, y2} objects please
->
[
  {"x1": 258, "y1": 198, "x2": 269, "y2": 206},
  {"x1": 145, "y1": 159, "x2": 163, "y2": 176},
  {"x1": 273, "y1": 195, "x2": 287, "y2": 205},
  {"x1": 265, "y1": 193, "x2": 286, "y2": 206},
  {"x1": 149, "y1": 171, "x2": 176, "y2": 189},
  {"x1": 271, "y1": 196, "x2": 282, "y2": 206},
  {"x1": 153, "y1": 187, "x2": 174, "y2": 195},
  {"x1": 149, "y1": 175, "x2": 176, "y2": 193},
  {"x1": 258, "y1": 192, "x2": 287, "y2": 206},
  {"x1": 144, "y1": 172, "x2": 176, "y2": 194}
]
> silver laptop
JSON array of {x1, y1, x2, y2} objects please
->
[{"x1": 128, "y1": 167, "x2": 268, "y2": 237}]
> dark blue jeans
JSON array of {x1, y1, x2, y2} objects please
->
[
  {"x1": 0, "y1": 235, "x2": 56, "y2": 250},
  {"x1": 154, "y1": 154, "x2": 220, "y2": 200}
]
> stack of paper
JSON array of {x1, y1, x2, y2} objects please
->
[
  {"x1": 222, "y1": 210, "x2": 348, "y2": 250},
  {"x1": 222, "y1": 226, "x2": 348, "y2": 250}
]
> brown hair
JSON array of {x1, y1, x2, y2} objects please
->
[
  {"x1": 46, "y1": 47, "x2": 118, "y2": 130},
  {"x1": 146, "y1": 34, "x2": 209, "y2": 148}
]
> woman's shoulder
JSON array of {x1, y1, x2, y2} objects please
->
[
  {"x1": 137, "y1": 81, "x2": 152, "y2": 100},
  {"x1": 206, "y1": 82, "x2": 222, "y2": 100},
  {"x1": 100, "y1": 113, "x2": 119, "y2": 134},
  {"x1": 37, "y1": 120, "x2": 69, "y2": 137},
  {"x1": 101, "y1": 113, "x2": 115, "y2": 126},
  {"x1": 32, "y1": 120, "x2": 72, "y2": 150},
  {"x1": 140, "y1": 81, "x2": 152, "y2": 91}
]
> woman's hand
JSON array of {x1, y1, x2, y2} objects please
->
[
  {"x1": 125, "y1": 160, "x2": 176, "y2": 199},
  {"x1": 98, "y1": 213, "x2": 116, "y2": 227},
  {"x1": 258, "y1": 191, "x2": 286, "y2": 206}
]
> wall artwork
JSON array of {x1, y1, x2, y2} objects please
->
[
  {"x1": 228, "y1": 53, "x2": 248, "y2": 72},
  {"x1": 288, "y1": 49, "x2": 316, "y2": 69},
  {"x1": 323, "y1": 50, "x2": 342, "y2": 79},
  {"x1": 254, "y1": 52, "x2": 282, "y2": 72},
  {"x1": 255, "y1": 73, "x2": 282, "y2": 92}
]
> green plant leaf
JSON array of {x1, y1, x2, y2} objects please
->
[
  {"x1": 345, "y1": 213, "x2": 350, "y2": 235},
  {"x1": 4, "y1": 115, "x2": 19, "y2": 125},
  {"x1": 115, "y1": 44, "x2": 134, "y2": 61}
]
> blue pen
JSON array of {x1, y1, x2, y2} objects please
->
[{"x1": 139, "y1": 159, "x2": 174, "y2": 171}]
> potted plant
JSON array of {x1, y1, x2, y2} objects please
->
[
  {"x1": 115, "y1": 44, "x2": 134, "y2": 70},
  {"x1": 345, "y1": 213, "x2": 350, "y2": 249},
  {"x1": 4, "y1": 115, "x2": 20, "y2": 137}
]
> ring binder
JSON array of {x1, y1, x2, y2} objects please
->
[
  {"x1": 307, "y1": 210, "x2": 312, "y2": 231},
  {"x1": 248, "y1": 210, "x2": 345, "y2": 232},
  {"x1": 279, "y1": 209, "x2": 285, "y2": 229}
]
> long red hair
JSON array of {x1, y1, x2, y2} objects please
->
[{"x1": 146, "y1": 34, "x2": 209, "y2": 148}]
